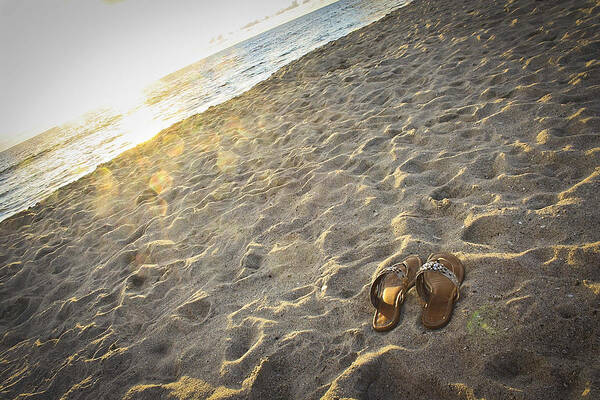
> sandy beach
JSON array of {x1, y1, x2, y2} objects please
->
[{"x1": 1, "y1": 0, "x2": 599, "y2": 398}]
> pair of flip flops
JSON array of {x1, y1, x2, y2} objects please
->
[{"x1": 370, "y1": 252, "x2": 464, "y2": 331}]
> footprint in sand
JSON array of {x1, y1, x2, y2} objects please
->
[
  {"x1": 240, "y1": 243, "x2": 265, "y2": 270},
  {"x1": 282, "y1": 285, "x2": 313, "y2": 301},
  {"x1": 176, "y1": 292, "x2": 211, "y2": 323},
  {"x1": 461, "y1": 214, "x2": 513, "y2": 246},
  {"x1": 224, "y1": 325, "x2": 259, "y2": 361},
  {"x1": 236, "y1": 242, "x2": 266, "y2": 280},
  {"x1": 125, "y1": 264, "x2": 166, "y2": 294},
  {"x1": 135, "y1": 188, "x2": 158, "y2": 205},
  {"x1": 1, "y1": 296, "x2": 30, "y2": 322},
  {"x1": 483, "y1": 350, "x2": 541, "y2": 382},
  {"x1": 522, "y1": 193, "x2": 557, "y2": 210}
]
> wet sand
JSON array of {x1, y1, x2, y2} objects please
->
[{"x1": 1, "y1": 0, "x2": 599, "y2": 398}]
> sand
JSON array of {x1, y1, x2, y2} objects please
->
[{"x1": 1, "y1": 0, "x2": 599, "y2": 398}]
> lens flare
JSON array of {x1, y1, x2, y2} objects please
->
[
  {"x1": 163, "y1": 134, "x2": 185, "y2": 158},
  {"x1": 216, "y1": 150, "x2": 237, "y2": 171},
  {"x1": 136, "y1": 156, "x2": 152, "y2": 169},
  {"x1": 93, "y1": 167, "x2": 119, "y2": 216},
  {"x1": 149, "y1": 170, "x2": 172, "y2": 194},
  {"x1": 155, "y1": 198, "x2": 169, "y2": 217},
  {"x1": 96, "y1": 167, "x2": 117, "y2": 192}
]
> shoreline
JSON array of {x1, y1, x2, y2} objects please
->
[
  {"x1": 0, "y1": 0, "x2": 408, "y2": 225},
  {"x1": 1, "y1": 0, "x2": 599, "y2": 399}
]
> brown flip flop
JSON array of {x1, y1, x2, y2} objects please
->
[
  {"x1": 415, "y1": 252, "x2": 465, "y2": 329},
  {"x1": 370, "y1": 255, "x2": 421, "y2": 332}
]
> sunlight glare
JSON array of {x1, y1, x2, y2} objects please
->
[
  {"x1": 149, "y1": 170, "x2": 172, "y2": 194},
  {"x1": 120, "y1": 106, "x2": 175, "y2": 146}
]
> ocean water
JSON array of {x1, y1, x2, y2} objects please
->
[{"x1": 0, "y1": 0, "x2": 407, "y2": 222}]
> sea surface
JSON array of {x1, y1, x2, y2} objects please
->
[{"x1": 0, "y1": 0, "x2": 407, "y2": 222}]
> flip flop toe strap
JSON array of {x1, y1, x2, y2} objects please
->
[
  {"x1": 415, "y1": 260, "x2": 460, "y2": 304},
  {"x1": 370, "y1": 263, "x2": 408, "y2": 308}
]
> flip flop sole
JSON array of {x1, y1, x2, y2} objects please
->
[
  {"x1": 418, "y1": 252, "x2": 465, "y2": 330},
  {"x1": 371, "y1": 255, "x2": 421, "y2": 331}
]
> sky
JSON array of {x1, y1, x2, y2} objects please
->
[{"x1": 0, "y1": 0, "x2": 336, "y2": 151}]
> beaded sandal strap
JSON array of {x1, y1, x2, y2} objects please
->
[
  {"x1": 415, "y1": 260, "x2": 460, "y2": 303},
  {"x1": 370, "y1": 262, "x2": 408, "y2": 308}
]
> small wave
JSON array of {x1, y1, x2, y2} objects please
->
[
  {"x1": 0, "y1": 114, "x2": 123, "y2": 177},
  {"x1": 278, "y1": 49, "x2": 295, "y2": 58},
  {"x1": 98, "y1": 134, "x2": 121, "y2": 147},
  {"x1": 0, "y1": 145, "x2": 59, "y2": 176},
  {"x1": 241, "y1": 64, "x2": 258, "y2": 74}
]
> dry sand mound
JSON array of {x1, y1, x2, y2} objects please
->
[{"x1": 1, "y1": 0, "x2": 599, "y2": 398}]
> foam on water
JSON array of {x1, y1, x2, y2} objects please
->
[{"x1": 0, "y1": 0, "x2": 407, "y2": 222}]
